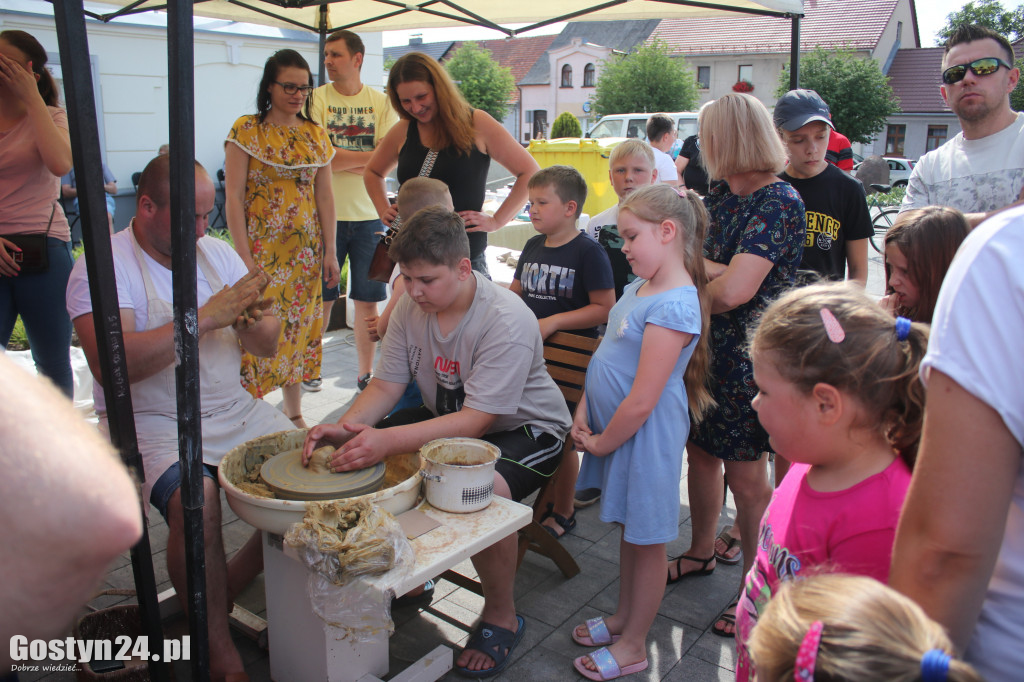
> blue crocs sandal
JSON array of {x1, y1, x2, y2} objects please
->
[{"x1": 456, "y1": 614, "x2": 526, "y2": 678}]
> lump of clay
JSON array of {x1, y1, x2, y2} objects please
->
[{"x1": 307, "y1": 446, "x2": 338, "y2": 475}]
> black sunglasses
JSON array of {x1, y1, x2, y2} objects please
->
[
  {"x1": 942, "y1": 57, "x2": 1012, "y2": 85},
  {"x1": 275, "y1": 81, "x2": 314, "y2": 96}
]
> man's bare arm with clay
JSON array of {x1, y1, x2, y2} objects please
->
[{"x1": 75, "y1": 268, "x2": 279, "y2": 386}]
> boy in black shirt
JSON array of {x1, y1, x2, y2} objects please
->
[{"x1": 774, "y1": 89, "x2": 872, "y2": 284}]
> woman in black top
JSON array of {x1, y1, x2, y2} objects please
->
[{"x1": 365, "y1": 52, "x2": 538, "y2": 275}]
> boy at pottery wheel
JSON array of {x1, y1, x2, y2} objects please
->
[{"x1": 303, "y1": 206, "x2": 571, "y2": 678}]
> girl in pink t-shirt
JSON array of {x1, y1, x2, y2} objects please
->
[{"x1": 734, "y1": 283, "x2": 929, "y2": 682}]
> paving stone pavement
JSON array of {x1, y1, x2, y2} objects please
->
[{"x1": 23, "y1": 253, "x2": 887, "y2": 681}]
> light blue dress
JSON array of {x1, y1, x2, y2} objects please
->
[{"x1": 576, "y1": 280, "x2": 702, "y2": 545}]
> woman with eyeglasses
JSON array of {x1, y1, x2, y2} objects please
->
[
  {"x1": 0, "y1": 30, "x2": 74, "y2": 397},
  {"x1": 225, "y1": 49, "x2": 338, "y2": 428}
]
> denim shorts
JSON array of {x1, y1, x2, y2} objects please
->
[
  {"x1": 150, "y1": 461, "x2": 218, "y2": 520},
  {"x1": 323, "y1": 219, "x2": 387, "y2": 303}
]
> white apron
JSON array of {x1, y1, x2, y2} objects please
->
[{"x1": 104, "y1": 228, "x2": 293, "y2": 503}]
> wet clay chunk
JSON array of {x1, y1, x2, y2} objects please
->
[{"x1": 307, "y1": 446, "x2": 339, "y2": 475}]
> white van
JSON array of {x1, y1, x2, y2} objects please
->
[{"x1": 586, "y1": 112, "x2": 699, "y2": 142}]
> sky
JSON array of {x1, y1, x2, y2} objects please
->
[
  {"x1": 380, "y1": 1, "x2": 1024, "y2": 48},
  {"x1": 918, "y1": 0, "x2": 1024, "y2": 46},
  {"x1": 382, "y1": 23, "x2": 563, "y2": 48}
]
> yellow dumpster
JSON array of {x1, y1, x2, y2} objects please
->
[{"x1": 528, "y1": 137, "x2": 626, "y2": 219}]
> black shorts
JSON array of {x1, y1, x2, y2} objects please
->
[{"x1": 378, "y1": 406, "x2": 564, "y2": 502}]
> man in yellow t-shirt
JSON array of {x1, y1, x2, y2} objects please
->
[{"x1": 309, "y1": 30, "x2": 398, "y2": 392}]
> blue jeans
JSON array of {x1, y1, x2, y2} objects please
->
[
  {"x1": 0, "y1": 237, "x2": 74, "y2": 397},
  {"x1": 323, "y1": 219, "x2": 387, "y2": 302},
  {"x1": 149, "y1": 461, "x2": 219, "y2": 520}
]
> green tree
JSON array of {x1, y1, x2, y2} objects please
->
[
  {"x1": 592, "y1": 40, "x2": 700, "y2": 118},
  {"x1": 444, "y1": 42, "x2": 516, "y2": 122},
  {"x1": 777, "y1": 47, "x2": 901, "y2": 145},
  {"x1": 1012, "y1": 57, "x2": 1024, "y2": 111},
  {"x1": 550, "y1": 111, "x2": 582, "y2": 138},
  {"x1": 936, "y1": 0, "x2": 1024, "y2": 44}
]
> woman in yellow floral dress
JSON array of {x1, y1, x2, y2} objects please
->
[{"x1": 225, "y1": 49, "x2": 338, "y2": 428}]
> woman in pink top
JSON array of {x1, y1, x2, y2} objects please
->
[
  {"x1": 0, "y1": 30, "x2": 74, "y2": 396},
  {"x1": 734, "y1": 283, "x2": 928, "y2": 682}
]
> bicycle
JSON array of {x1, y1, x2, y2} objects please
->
[{"x1": 866, "y1": 183, "x2": 900, "y2": 253}]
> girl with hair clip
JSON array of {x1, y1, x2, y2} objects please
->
[
  {"x1": 734, "y1": 282, "x2": 929, "y2": 682},
  {"x1": 880, "y1": 206, "x2": 970, "y2": 323},
  {"x1": 748, "y1": 574, "x2": 982, "y2": 682},
  {"x1": 571, "y1": 184, "x2": 713, "y2": 681}
]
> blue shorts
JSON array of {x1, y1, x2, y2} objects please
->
[
  {"x1": 323, "y1": 219, "x2": 387, "y2": 303},
  {"x1": 150, "y1": 461, "x2": 218, "y2": 520}
]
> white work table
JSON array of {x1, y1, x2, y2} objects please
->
[{"x1": 262, "y1": 496, "x2": 532, "y2": 682}]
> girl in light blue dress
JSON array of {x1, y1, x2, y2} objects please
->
[{"x1": 570, "y1": 184, "x2": 714, "y2": 681}]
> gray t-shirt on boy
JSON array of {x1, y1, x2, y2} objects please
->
[{"x1": 376, "y1": 272, "x2": 571, "y2": 439}]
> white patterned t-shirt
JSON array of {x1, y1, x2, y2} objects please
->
[{"x1": 900, "y1": 112, "x2": 1024, "y2": 215}]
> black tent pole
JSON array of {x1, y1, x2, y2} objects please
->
[
  {"x1": 50, "y1": 3, "x2": 169, "y2": 681},
  {"x1": 317, "y1": 3, "x2": 328, "y2": 86},
  {"x1": 790, "y1": 15, "x2": 800, "y2": 89},
  {"x1": 166, "y1": 0, "x2": 210, "y2": 679}
]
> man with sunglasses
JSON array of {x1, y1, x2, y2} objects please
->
[
  {"x1": 309, "y1": 30, "x2": 398, "y2": 393},
  {"x1": 901, "y1": 24, "x2": 1024, "y2": 226}
]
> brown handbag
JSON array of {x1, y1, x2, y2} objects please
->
[{"x1": 368, "y1": 150, "x2": 439, "y2": 283}]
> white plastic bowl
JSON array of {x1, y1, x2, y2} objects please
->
[{"x1": 219, "y1": 429, "x2": 422, "y2": 535}]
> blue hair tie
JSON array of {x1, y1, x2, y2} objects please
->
[
  {"x1": 920, "y1": 648, "x2": 951, "y2": 682},
  {"x1": 895, "y1": 316, "x2": 912, "y2": 341}
]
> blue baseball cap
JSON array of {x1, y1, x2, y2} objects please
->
[{"x1": 773, "y1": 89, "x2": 835, "y2": 132}]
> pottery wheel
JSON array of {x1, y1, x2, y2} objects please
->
[{"x1": 260, "y1": 448, "x2": 386, "y2": 501}]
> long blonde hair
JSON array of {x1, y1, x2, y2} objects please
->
[
  {"x1": 749, "y1": 574, "x2": 982, "y2": 682},
  {"x1": 387, "y1": 52, "x2": 476, "y2": 155},
  {"x1": 618, "y1": 184, "x2": 714, "y2": 419}
]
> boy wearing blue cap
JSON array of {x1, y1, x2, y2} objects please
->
[{"x1": 774, "y1": 89, "x2": 872, "y2": 285}]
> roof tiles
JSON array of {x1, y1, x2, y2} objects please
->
[{"x1": 650, "y1": 0, "x2": 903, "y2": 55}]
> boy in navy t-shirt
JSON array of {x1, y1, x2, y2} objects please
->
[
  {"x1": 511, "y1": 165, "x2": 614, "y2": 538},
  {"x1": 512, "y1": 165, "x2": 614, "y2": 338}
]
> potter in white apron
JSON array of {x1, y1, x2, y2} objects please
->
[{"x1": 100, "y1": 228, "x2": 293, "y2": 504}]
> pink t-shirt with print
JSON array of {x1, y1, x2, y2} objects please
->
[{"x1": 734, "y1": 458, "x2": 912, "y2": 682}]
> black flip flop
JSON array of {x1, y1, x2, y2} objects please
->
[
  {"x1": 714, "y1": 528, "x2": 742, "y2": 566},
  {"x1": 712, "y1": 600, "x2": 739, "y2": 638},
  {"x1": 456, "y1": 614, "x2": 526, "y2": 678}
]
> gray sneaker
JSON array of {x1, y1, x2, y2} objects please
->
[
  {"x1": 302, "y1": 377, "x2": 322, "y2": 392},
  {"x1": 357, "y1": 373, "x2": 372, "y2": 391},
  {"x1": 574, "y1": 488, "x2": 601, "y2": 508}
]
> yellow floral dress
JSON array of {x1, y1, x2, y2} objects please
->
[{"x1": 226, "y1": 114, "x2": 334, "y2": 397}]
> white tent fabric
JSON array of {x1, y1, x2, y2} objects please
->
[{"x1": 85, "y1": 0, "x2": 804, "y2": 34}]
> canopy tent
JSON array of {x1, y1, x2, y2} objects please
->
[
  {"x1": 81, "y1": 0, "x2": 805, "y2": 35},
  {"x1": 50, "y1": 2, "x2": 804, "y2": 680}
]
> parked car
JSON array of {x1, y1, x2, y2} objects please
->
[
  {"x1": 854, "y1": 156, "x2": 916, "y2": 187},
  {"x1": 586, "y1": 112, "x2": 699, "y2": 142}
]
